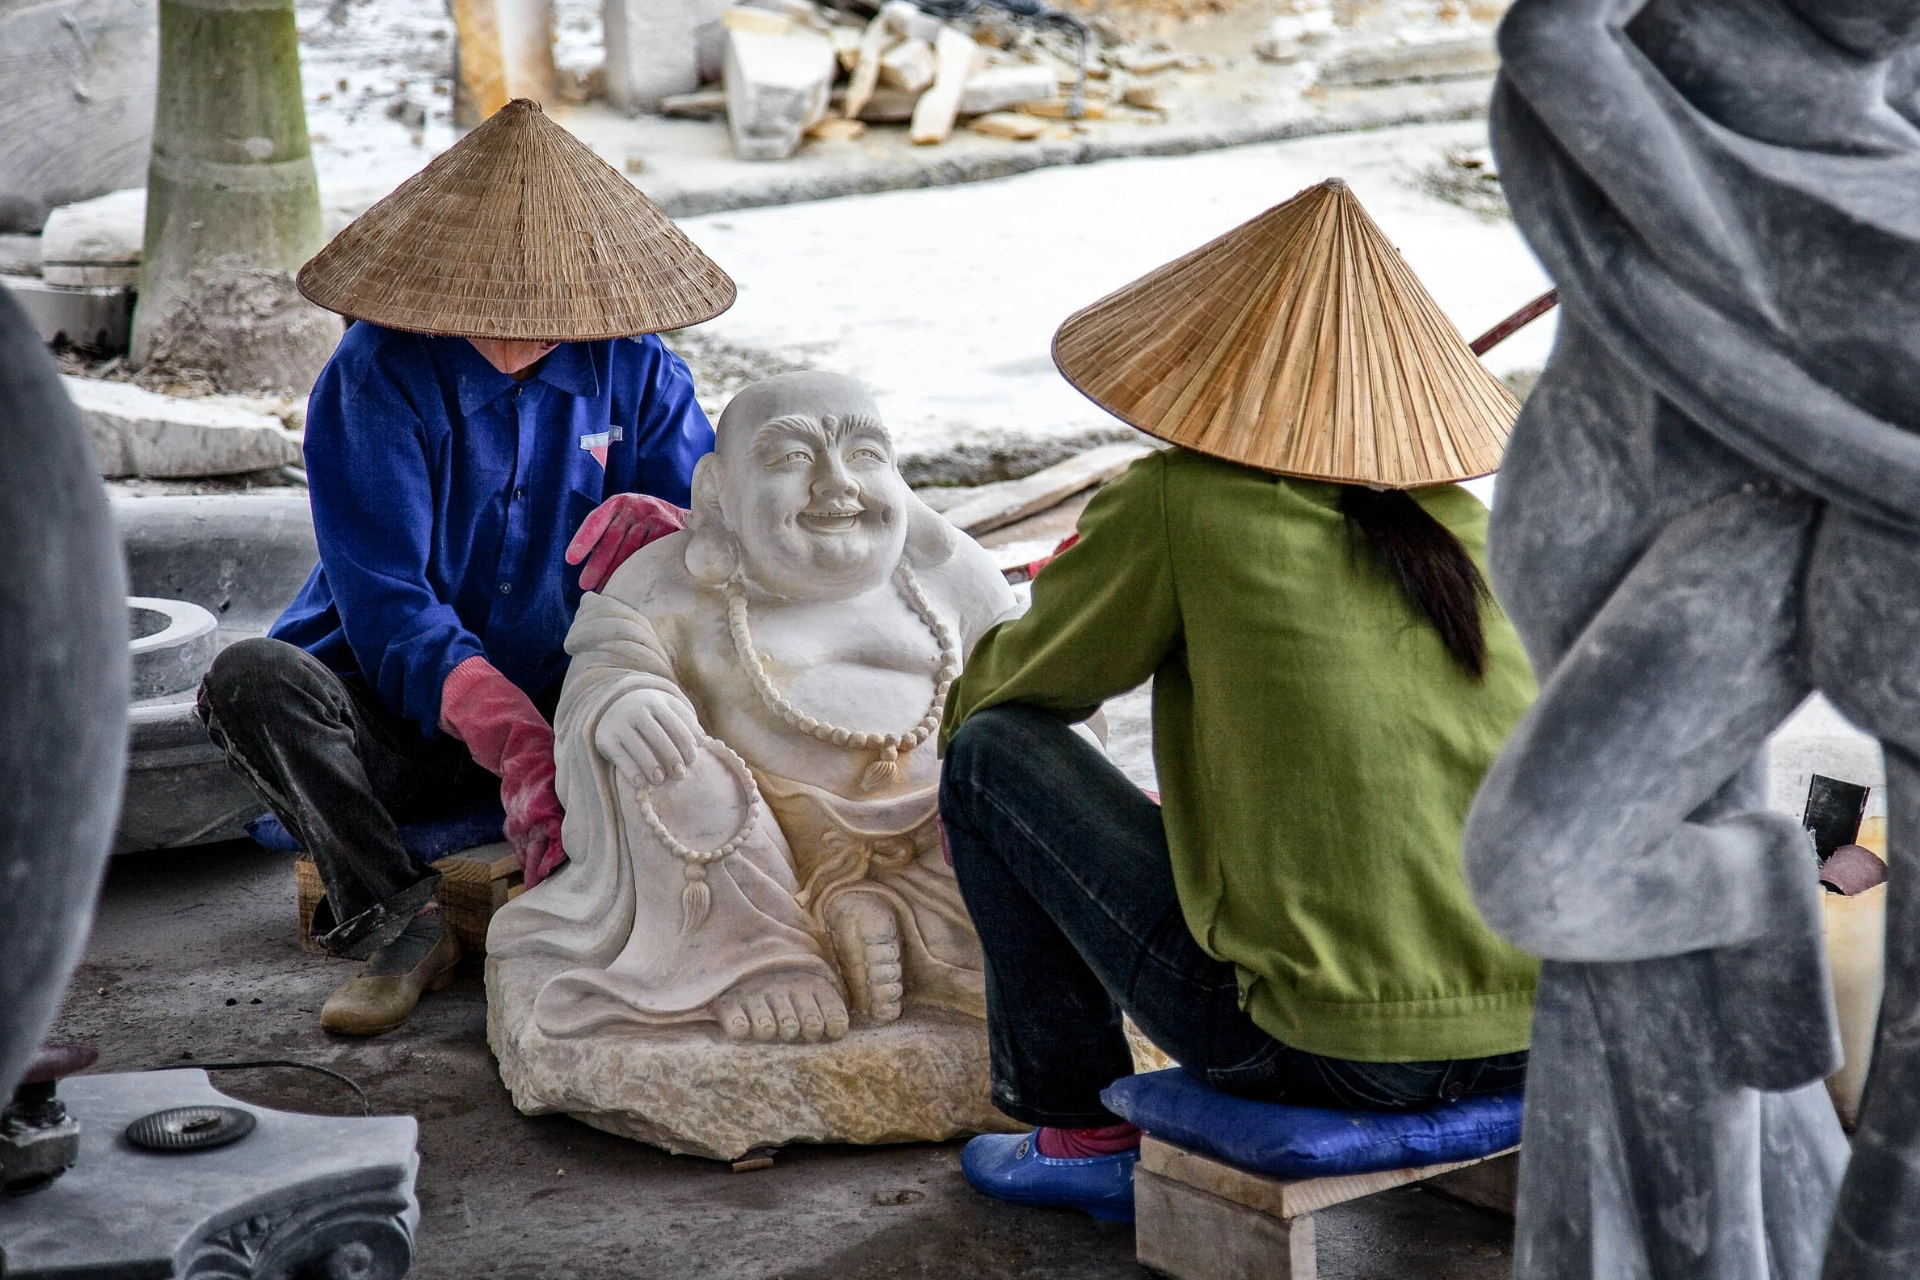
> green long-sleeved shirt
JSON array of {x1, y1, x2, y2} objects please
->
[{"x1": 942, "y1": 447, "x2": 1538, "y2": 1062}]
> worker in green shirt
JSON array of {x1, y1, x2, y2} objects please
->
[{"x1": 941, "y1": 180, "x2": 1540, "y2": 1222}]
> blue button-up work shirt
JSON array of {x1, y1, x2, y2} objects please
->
[{"x1": 271, "y1": 323, "x2": 713, "y2": 737}]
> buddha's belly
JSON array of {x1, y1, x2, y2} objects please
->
[{"x1": 698, "y1": 661, "x2": 945, "y2": 797}]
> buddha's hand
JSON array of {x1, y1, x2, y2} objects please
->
[
  {"x1": 712, "y1": 969, "x2": 850, "y2": 1043},
  {"x1": 594, "y1": 688, "x2": 703, "y2": 786}
]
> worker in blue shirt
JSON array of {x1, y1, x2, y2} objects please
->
[{"x1": 196, "y1": 99, "x2": 737, "y2": 1036}]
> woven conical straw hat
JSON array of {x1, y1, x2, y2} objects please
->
[
  {"x1": 297, "y1": 99, "x2": 735, "y2": 340},
  {"x1": 1052, "y1": 179, "x2": 1516, "y2": 487}
]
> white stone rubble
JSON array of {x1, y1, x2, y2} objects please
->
[
  {"x1": 957, "y1": 63, "x2": 1057, "y2": 116},
  {"x1": 603, "y1": 0, "x2": 730, "y2": 112},
  {"x1": 724, "y1": 22, "x2": 837, "y2": 161}
]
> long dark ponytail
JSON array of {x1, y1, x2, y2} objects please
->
[{"x1": 1338, "y1": 486, "x2": 1491, "y2": 679}]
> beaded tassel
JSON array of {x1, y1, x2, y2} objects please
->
[{"x1": 635, "y1": 738, "x2": 762, "y2": 934}]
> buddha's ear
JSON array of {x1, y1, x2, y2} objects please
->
[
  {"x1": 685, "y1": 455, "x2": 738, "y2": 585},
  {"x1": 904, "y1": 490, "x2": 960, "y2": 569}
]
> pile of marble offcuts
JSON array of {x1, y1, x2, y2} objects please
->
[{"x1": 675, "y1": 1, "x2": 1184, "y2": 161}]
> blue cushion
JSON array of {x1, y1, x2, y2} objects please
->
[
  {"x1": 245, "y1": 802, "x2": 506, "y2": 865},
  {"x1": 1100, "y1": 1068, "x2": 1522, "y2": 1180}
]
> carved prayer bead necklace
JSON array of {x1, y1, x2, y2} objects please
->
[
  {"x1": 635, "y1": 735, "x2": 762, "y2": 935},
  {"x1": 726, "y1": 564, "x2": 960, "y2": 793}
]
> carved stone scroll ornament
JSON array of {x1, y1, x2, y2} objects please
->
[
  {"x1": 1462, "y1": 1, "x2": 1920, "y2": 1276},
  {"x1": 180, "y1": 1188, "x2": 414, "y2": 1280}
]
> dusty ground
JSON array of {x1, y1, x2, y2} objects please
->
[{"x1": 44, "y1": 841, "x2": 1516, "y2": 1279}]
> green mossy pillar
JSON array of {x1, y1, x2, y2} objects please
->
[{"x1": 132, "y1": 0, "x2": 338, "y2": 392}]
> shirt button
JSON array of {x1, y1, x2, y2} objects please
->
[
  {"x1": 514, "y1": 487, "x2": 526, "y2": 500},
  {"x1": 498, "y1": 582, "x2": 513, "y2": 595}
]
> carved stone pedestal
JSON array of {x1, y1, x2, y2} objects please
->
[
  {"x1": 488, "y1": 954, "x2": 1022, "y2": 1161},
  {"x1": 0, "y1": 1069, "x2": 419, "y2": 1279}
]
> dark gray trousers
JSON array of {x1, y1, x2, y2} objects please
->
[
  {"x1": 940, "y1": 703, "x2": 1526, "y2": 1128},
  {"x1": 197, "y1": 637, "x2": 495, "y2": 958}
]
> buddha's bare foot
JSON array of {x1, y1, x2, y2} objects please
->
[
  {"x1": 826, "y1": 894, "x2": 904, "y2": 1024},
  {"x1": 711, "y1": 969, "x2": 849, "y2": 1044}
]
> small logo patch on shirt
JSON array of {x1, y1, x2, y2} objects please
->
[{"x1": 581, "y1": 425, "x2": 622, "y2": 469}]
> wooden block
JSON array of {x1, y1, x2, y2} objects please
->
[
  {"x1": 909, "y1": 27, "x2": 987, "y2": 145},
  {"x1": 841, "y1": 10, "x2": 896, "y2": 119},
  {"x1": 968, "y1": 112, "x2": 1047, "y2": 141},
  {"x1": 1421, "y1": 1150, "x2": 1519, "y2": 1218},
  {"x1": 1020, "y1": 98, "x2": 1106, "y2": 120},
  {"x1": 807, "y1": 117, "x2": 867, "y2": 142},
  {"x1": 1135, "y1": 1167, "x2": 1316, "y2": 1280},
  {"x1": 1139, "y1": 1136, "x2": 1516, "y2": 1220},
  {"x1": 722, "y1": 5, "x2": 793, "y2": 36},
  {"x1": 294, "y1": 857, "x2": 326, "y2": 955},
  {"x1": 940, "y1": 442, "x2": 1153, "y2": 536},
  {"x1": 1113, "y1": 47, "x2": 1181, "y2": 75}
]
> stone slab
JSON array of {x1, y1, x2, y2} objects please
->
[
  {"x1": 2, "y1": 274, "x2": 131, "y2": 352},
  {"x1": 63, "y1": 374, "x2": 302, "y2": 479},
  {"x1": 488, "y1": 952, "x2": 1023, "y2": 1161},
  {"x1": 40, "y1": 187, "x2": 146, "y2": 287},
  {"x1": 0, "y1": 1069, "x2": 419, "y2": 1280},
  {"x1": 0, "y1": 235, "x2": 42, "y2": 277}
]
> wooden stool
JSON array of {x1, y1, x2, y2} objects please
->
[
  {"x1": 295, "y1": 840, "x2": 523, "y2": 971},
  {"x1": 1134, "y1": 1136, "x2": 1518, "y2": 1280}
]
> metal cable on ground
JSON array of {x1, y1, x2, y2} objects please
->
[{"x1": 145, "y1": 1059, "x2": 371, "y2": 1116}]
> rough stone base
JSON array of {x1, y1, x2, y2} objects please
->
[{"x1": 488, "y1": 953, "x2": 1022, "y2": 1161}]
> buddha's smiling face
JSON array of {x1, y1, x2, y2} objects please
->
[{"x1": 716, "y1": 394, "x2": 910, "y2": 600}]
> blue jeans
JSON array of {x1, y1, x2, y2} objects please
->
[{"x1": 939, "y1": 703, "x2": 1527, "y2": 1128}]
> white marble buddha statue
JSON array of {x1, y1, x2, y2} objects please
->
[{"x1": 486, "y1": 371, "x2": 1019, "y2": 1045}]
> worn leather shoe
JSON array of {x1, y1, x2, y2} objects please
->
[
  {"x1": 320, "y1": 912, "x2": 460, "y2": 1036},
  {"x1": 960, "y1": 1131, "x2": 1138, "y2": 1222}
]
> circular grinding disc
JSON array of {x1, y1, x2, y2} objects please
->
[{"x1": 124, "y1": 1105, "x2": 256, "y2": 1152}]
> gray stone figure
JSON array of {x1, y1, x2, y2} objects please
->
[
  {"x1": 0, "y1": 286, "x2": 129, "y2": 1097},
  {"x1": 1461, "y1": 0, "x2": 1920, "y2": 1275}
]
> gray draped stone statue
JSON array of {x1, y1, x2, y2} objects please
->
[
  {"x1": 0, "y1": 287, "x2": 129, "y2": 1096},
  {"x1": 1461, "y1": 0, "x2": 1920, "y2": 1275}
]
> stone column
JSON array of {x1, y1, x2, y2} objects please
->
[
  {"x1": 603, "y1": 0, "x2": 731, "y2": 114},
  {"x1": 130, "y1": 0, "x2": 336, "y2": 393}
]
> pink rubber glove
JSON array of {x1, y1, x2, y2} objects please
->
[
  {"x1": 566, "y1": 493, "x2": 688, "y2": 592},
  {"x1": 440, "y1": 656, "x2": 566, "y2": 887}
]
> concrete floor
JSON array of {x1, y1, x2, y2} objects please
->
[{"x1": 45, "y1": 840, "x2": 1516, "y2": 1279}]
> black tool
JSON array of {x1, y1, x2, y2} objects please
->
[{"x1": 1803, "y1": 773, "x2": 1870, "y2": 863}]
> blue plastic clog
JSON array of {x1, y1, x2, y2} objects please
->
[{"x1": 960, "y1": 1130, "x2": 1139, "y2": 1223}]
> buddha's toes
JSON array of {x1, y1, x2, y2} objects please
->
[{"x1": 827, "y1": 892, "x2": 905, "y2": 1023}]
